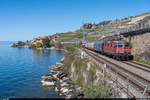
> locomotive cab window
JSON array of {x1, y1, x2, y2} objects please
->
[
  {"x1": 115, "y1": 43, "x2": 123, "y2": 48},
  {"x1": 111, "y1": 42, "x2": 112, "y2": 47},
  {"x1": 125, "y1": 42, "x2": 130, "y2": 48}
]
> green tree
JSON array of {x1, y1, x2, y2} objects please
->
[
  {"x1": 36, "y1": 42, "x2": 43, "y2": 48},
  {"x1": 42, "y1": 38, "x2": 51, "y2": 48}
]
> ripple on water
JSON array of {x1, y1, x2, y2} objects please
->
[{"x1": 0, "y1": 46, "x2": 65, "y2": 98}]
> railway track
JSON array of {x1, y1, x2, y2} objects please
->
[
  {"x1": 83, "y1": 48, "x2": 150, "y2": 97},
  {"x1": 123, "y1": 61, "x2": 150, "y2": 73}
]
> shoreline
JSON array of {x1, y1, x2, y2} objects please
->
[
  {"x1": 41, "y1": 49, "x2": 84, "y2": 99},
  {"x1": 36, "y1": 47, "x2": 67, "y2": 52},
  {"x1": 11, "y1": 45, "x2": 67, "y2": 52}
]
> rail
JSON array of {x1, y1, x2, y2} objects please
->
[{"x1": 84, "y1": 48, "x2": 148, "y2": 98}]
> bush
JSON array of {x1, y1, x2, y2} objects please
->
[
  {"x1": 11, "y1": 43, "x2": 17, "y2": 47},
  {"x1": 17, "y1": 41, "x2": 25, "y2": 46},
  {"x1": 42, "y1": 38, "x2": 51, "y2": 48},
  {"x1": 36, "y1": 42, "x2": 43, "y2": 48},
  {"x1": 84, "y1": 82, "x2": 112, "y2": 98}
]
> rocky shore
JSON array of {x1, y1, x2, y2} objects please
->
[{"x1": 41, "y1": 58, "x2": 84, "y2": 99}]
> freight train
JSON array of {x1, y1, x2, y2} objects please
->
[{"x1": 83, "y1": 36, "x2": 133, "y2": 61}]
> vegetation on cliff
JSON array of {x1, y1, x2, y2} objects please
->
[
  {"x1": 84, "y1": 81, "x2": 112, "y2": 98},
  {"x1": 62, "y1": 44, "x2": 112, "y2": 98},
  {"x1": 134, "y1": 57, "x2": 150, "y2": 66}
]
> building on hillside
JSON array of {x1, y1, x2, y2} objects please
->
[
  {"x1": 39, "y1": 36, "x2": 48, "y2": 40},
  {"x1": 31, "y1": 36, "x2": 48, "y2": 45}
]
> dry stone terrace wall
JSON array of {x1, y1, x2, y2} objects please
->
[{"x1": 125, "y1": 32, "x2": 150, "y2": 61}]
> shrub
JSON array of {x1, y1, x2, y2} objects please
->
[
  {"x1": 11, "y1": 43, "x2": 17, "y2": 47},
  {"x1": 17, "y1": 41, "x2": 25, "y2": 46},
  {"x1": 84, "y1": 82, "x2": 112, "y2": 98},
  {"x1": 42, "y1": 38, "x2": 51, "y2": 48},
  {"x1": 36, "y1": 42, "x2": 43, "y2": 48}
]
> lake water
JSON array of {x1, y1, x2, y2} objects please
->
[{"x1": 0, "y1": 42, "x2": 65, "y2": 98}]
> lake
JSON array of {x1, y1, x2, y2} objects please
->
[{"x1": 0, "y1": 42, "x2": 65, "y2": 98}]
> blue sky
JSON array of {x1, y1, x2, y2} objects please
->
[{"x1": 0, "y1": 0, "x2": 150, "y2": 41}]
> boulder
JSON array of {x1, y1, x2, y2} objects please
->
[
  {"x1": 60, "y1": 82, "x2": 69, "y2": 87},
  {"x1": 41, "y1": 81, "x2": 55, "y2": 86},
  {"x1": 41, "y1": 74, "x2": 52, "y2": 79}
]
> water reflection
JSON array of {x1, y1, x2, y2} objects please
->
[{"x1": 33, "y1": 49, "x2": 51, "y2": 62}]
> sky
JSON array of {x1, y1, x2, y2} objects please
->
[{"x1": 0, "y1": 0, "x2": 150, "y2": 41}]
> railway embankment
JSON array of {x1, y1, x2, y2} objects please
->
[
  {"x1": 41, "y1": 44, "x2": 114, "y2": 98},
  {"x1": 62, "y1": 45, "x2": 114, "y2": 98},
  {"x1": 84, "y1": 48, "x2": 150, "y2": 98}
]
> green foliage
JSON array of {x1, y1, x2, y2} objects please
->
[
  {"x1": 36, "y1": 42, "x2": 43, "y2": 48},
  {"x1": 88, "y1": 66, "x2": 97, "y2": 83},
  {"x1": 84, "y1": 82, "x2": 112, "y2": 98},
  {"x1": 42, "y1": 38, "x2": 51, "y2": 48},
  {"x1": 63, "y1": 44, "x2": 77, "y2": 74},
  {"x1": 11, "y1": 41, "x2": 25, "y2": 47},
  {"x1": 56, "y1": 31, "x2": 82, "y2": 42},
  {"x1": 134, "y1": 58, "x2": 150, "y2": 65},
  {"x1": 64, "y1": 44, "x2": 76, "y2": 54},
  {"x1": 17, "y1": 41, "x2": 25, "y2": 46},
  {"x1": 73, "y1": 57, "x2": 89, "y2": 87}
]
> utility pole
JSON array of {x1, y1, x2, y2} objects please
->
[
  {"x1": 81, "y1": 22, "x2": 86, "y2": 43},
  {"x1": 117, "y1": 25, "x2": 120, "y2": 37},
  {"x1": 81, "y1": 22, "x2": 87, "y2": 58}
]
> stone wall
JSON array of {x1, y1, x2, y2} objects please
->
[{"x1": 125, "y1": 32, "x2": 150, "y2": 61}]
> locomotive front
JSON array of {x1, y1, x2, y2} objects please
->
[{"x1": 113, "y1": 40, "x2": 133, "y2": 60}]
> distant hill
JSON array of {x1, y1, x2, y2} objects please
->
[{"x1": 56, "y1": 12, "x2": 150, "y2": 42}]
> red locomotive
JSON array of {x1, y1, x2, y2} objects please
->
[{"x1": 84, "y1": 36, "x2": 133, "y2": 61}]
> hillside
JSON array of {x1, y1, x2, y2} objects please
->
[
  {"x1": 57, "y1": 12, "x2": 150, "y2": 43},
  {"x1": 56, "y1": 12, "x2": 150, "y2": 61}
]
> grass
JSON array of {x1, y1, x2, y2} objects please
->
[
  {"x1": 84, "y1": 80, "x2": 112, "y2": 98},
  {"x1": 134, "y1": 58, "x2": 150, "y2": 66},
  {"x1": 56, "y1": 31, "x2": 83, "y2": 42}
]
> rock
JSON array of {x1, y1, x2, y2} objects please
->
[
  {"x1": 52, "y1": 73, "x2": 59, "y2": 79},
  {"x1": 41, "y1": 81, "x2": 55, "y2": 86},
  {"x1": 51, "y1": 69, "x2": 59, "y2": 73},
  {"x1": 59, "y1": 74, "x2": 67, "y2": 79},
  {"x1": 76, "y1": 87, "x2": 82, "y2": 91},
  {"x1": 51, "y1": 71, "x2": 58, "y2": 75},
  {"x1": 61, "y1": 87, "x2": 73, "y2": 94},
  {"x1": 42, "y1": 74, "x2": 52, "y2": 79},
  {"x1": 61, "y1": 57, "x2": 64, "y2": 62},
  {"x1": 59, "y1": 93, "x2": 63, "y2": 96},
  {"x1": 56, "y1": 62, "x2": 64, "y2": 66},
  {"x1": 65, "y1": 95, "x2": 72, "y2": 99},
  {"x1": 49, "y1": 65, "x2": 56, "y2": 69},
  {"x1": 55, "y1": 87, "x2": 59, "y2": 92},
  {"x1": 62, "y1": 77, "x2": 70, "y2": 81},
  {"x1": 60, "y1": 82, "x2": 69, "y2": 87}
]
